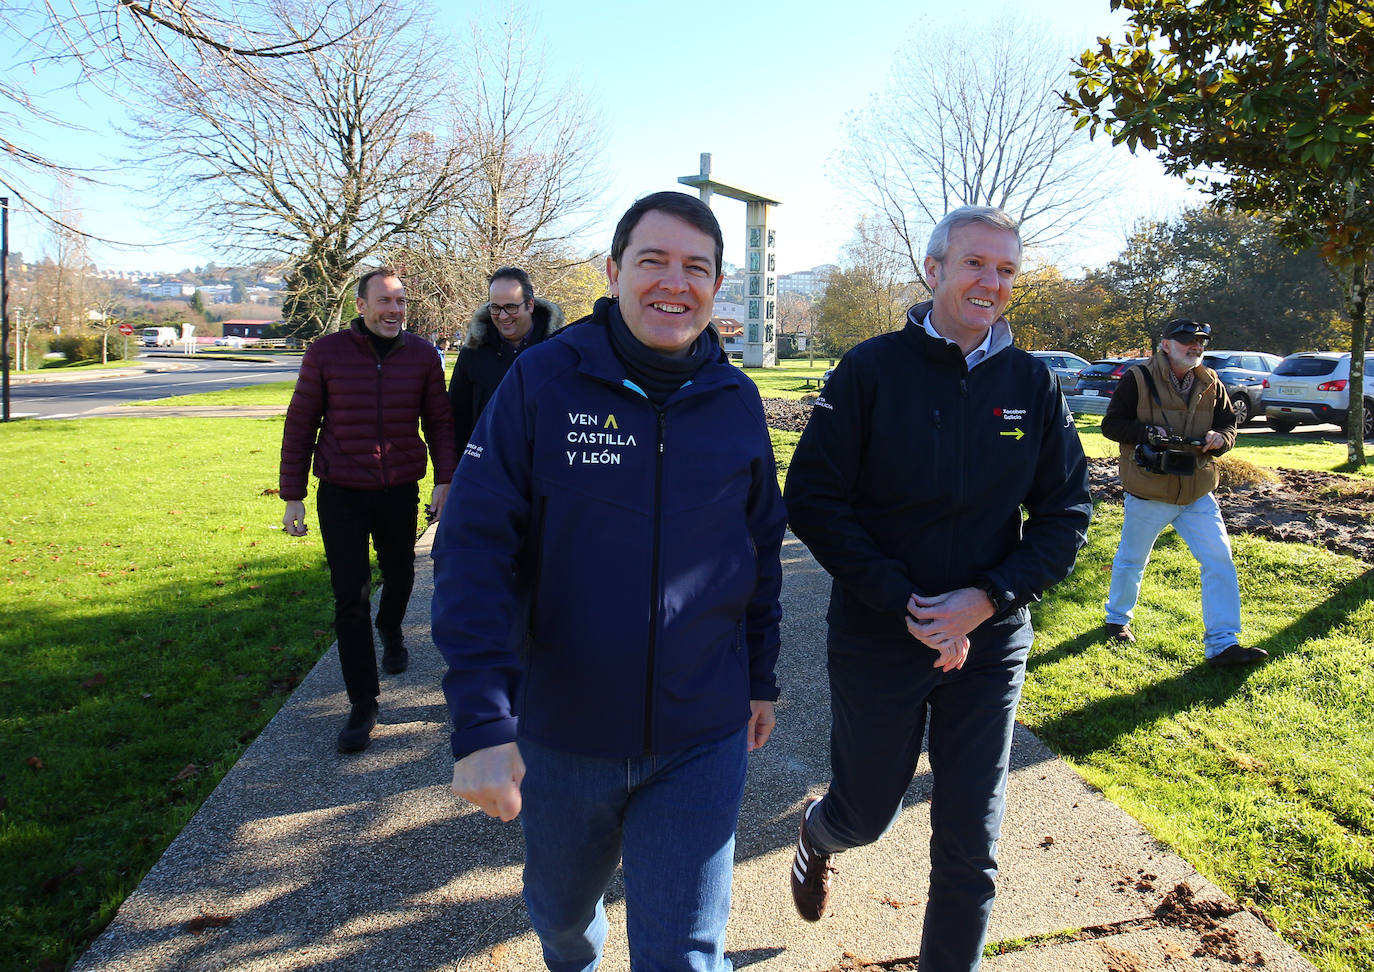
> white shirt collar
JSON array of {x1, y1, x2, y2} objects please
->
[{"x1": 922, "y1": 311, "x2": 994, "y2": 369}]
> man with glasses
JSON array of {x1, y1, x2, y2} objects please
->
[
  {"x1": 449, "y1": 267, "x2": 565, "y2": 452},
  {"x1": 1101, "y1": 318, "x2": 1264, "y2": 665}
]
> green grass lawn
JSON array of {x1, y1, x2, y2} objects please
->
[
  {"x1": 2, "y1": 402, "x2": 1370, "y2": 971},
  {"x1": 128, "y1": 380, "x2": 299, "y2": 407},
  {"x1": 0, "y1": 418, "x2": 340, "y2": 972},
  {"x1": 742, "y1": 358, "x2": 835, "y2": 399},
  {"x1": 1022, "y1": 505, "x2": 1374, "y2": 971}
]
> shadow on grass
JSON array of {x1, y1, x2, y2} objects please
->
[{"x1": 1028, "y1": 563, "x2": 1374, "y2": 759}]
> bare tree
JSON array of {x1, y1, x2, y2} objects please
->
[
  {"x1": 1, "y1": 0, "x2": 373, "y2": 234},
  {"x1": 28, "y1": 177, "x2": 91, "y2": 339},
  {"x1": 815, "y1": 217, "x2": 917, "y2": 355},
  {"x1": 387, "y1": 8, "x2": 606, "y2": 326},
  {"x1": 133, "y1": 0, "x2": 470, "y2": 335},
  {"x1": 838, "y1": 16, "x2": 1114, "y2": 275}
]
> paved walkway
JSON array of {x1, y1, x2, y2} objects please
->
[{"x1": 73, "y1": 534, "x2": 1315, "y2": 972}]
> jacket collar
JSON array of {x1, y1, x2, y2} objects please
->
[
  {"x1": 902, "y1": 300, "x2": 1014, "y2": 365},
  {"x1": 466, "y1": 296, "x2": 567, "y2": 350},
  {"x1": 564, "y1": 298, "x2": 740, "y2": 397}
]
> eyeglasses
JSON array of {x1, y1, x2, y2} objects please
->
[{"x1": 489, "y1": 301, "x2": 528, "y2": 318}]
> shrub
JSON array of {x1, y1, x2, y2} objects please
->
[{"x1": 47, "y1": 328, "x2": 138, "y2": 363}]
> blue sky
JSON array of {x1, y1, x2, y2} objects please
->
[{"x1": 4, "y1": 0, "x2": 1198, "y2": 275}]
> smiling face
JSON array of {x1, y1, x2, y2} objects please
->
[
  {"x1": 356, "y1": 274, "x2": 406, "y2": 339},
  {"x1": 488, "y1": 277, "x2": 534, "y2": 345},
  {"x1": 923, "y1": 222, "x2": 1021, "y2": 350},
  {"x1": 606, "y1": 209, "x2": 723, "y2": 357},
  {"x1": 1162, "y1": 336, "x2": 1207, "y2": 376}
]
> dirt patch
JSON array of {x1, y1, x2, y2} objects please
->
[
  {"x1": 814, "y1": 883, "x2": 1263, "y2": 970},
  {"x1": 1089, "y1": 456, "x2": 1374, "y2": 564},
  {"x1": 763, "y1": 397, "x2": 1374, "y2": 563}
]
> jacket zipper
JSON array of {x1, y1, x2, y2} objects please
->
[
  {"x1": 643, "y1": 407, "x2": 666, "y2": 755},
  {"x1": 375, "y1": 350, "x2": 389, "y2": 485}
]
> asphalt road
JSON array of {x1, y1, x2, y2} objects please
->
[{"x1": 3, "y1": 353, "x2": 302, "y2": 419}]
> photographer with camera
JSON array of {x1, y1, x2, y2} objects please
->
[{"x1": 1101, "y1": 318, "x2": 1267, "y2": 666}]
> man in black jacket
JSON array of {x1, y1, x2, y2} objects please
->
[
  {"x1": 783, "y1": 206, "x2": 1092, "y2": 972},
  {"x1": 448, "y1": 267, "x2": 564, "y2": 452}
]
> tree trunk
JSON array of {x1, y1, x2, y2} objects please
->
[{"x1": 1347, "y1": 258, "x2": 1368, "y2": 465}]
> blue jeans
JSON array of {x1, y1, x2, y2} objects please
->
[
  {"x1": 806, "y1": 623, "x2": 1031, "y2": 972},
  {"x1": 518, "y1": 729, "x2": 747, "y2": 972},
  {"x1": 1105, "y1": 491, "x2": 1241, "y2": 657}
]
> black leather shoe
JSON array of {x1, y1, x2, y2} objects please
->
[
  {"x1": 337, "y1": 701, "x2": 378, "y2": 753},
  {"x1": 378, "y1": 627, "x2": 408, "y2": 675},
  {"x1": 1208, "y1": 644, "x2": 1268, "y2": 666},
  {"x1": 1105, "y1": 622, "x2": 1136, "y2": 644}
]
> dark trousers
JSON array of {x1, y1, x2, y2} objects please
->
[
  {"x1": 807, "y1": 623, "x2": 1031, "y2": 972},
  {"x1": 316, "y1": 480, "x2": 419, "y2": 706}
]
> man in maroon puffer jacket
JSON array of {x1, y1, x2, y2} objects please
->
[{"x1": 280, "y1": 268, "x2": 457, "y2": 753}]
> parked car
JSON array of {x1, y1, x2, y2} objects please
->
[
  {"x1": 1261, "y1": 351, "x2": 1374, "y2": 438},
  {"x1": 214, "y1": 336, "x2": 246, "y2": 348},
  {"x1": 1028, "y1": 350, "x2": 1092, "y2": 392},
  {"x1": 1071, "y1": 357, "x2": 1148, "y2": 398},
  {"x1": 1200, "y1": 350, "x2": 1282, "y2": 426}
]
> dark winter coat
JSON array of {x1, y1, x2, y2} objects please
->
[
  {"x1": 784, "y1": 300, "x2": 1092, "y2": 638},
  {"x1": 448, "y1": 297, "x2": 565, "y2": 451},
  {"x1": 279, "y1": 319, "x2": 457, "y2": 500}
]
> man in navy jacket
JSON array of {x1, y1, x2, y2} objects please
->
[
  {"x1": 784, "y1": 206, "x2": 1091, "y2": 972},
  {"x1": 432, "y1": 192, "x2": 786, "y2": 972}
]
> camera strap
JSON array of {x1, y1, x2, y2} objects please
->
[{"x1": 1134, "y1": 366, "x2": 1172, "y2": 435}]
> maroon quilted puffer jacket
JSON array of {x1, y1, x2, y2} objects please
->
[{"x1": 279, "y1": 320, "x2": 457, "y2": 500}]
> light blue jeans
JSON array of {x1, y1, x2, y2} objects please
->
[
  {"x1": 517, "y1": 729, "x2": 746, "y2": 972},
  {"x1": 1105, "y1": 491, "x2": 1241, "y2": 657}
]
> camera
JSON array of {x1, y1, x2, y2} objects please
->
[{"x1": 1133, "y1": 429, "x2": 1204, "y2": 476}]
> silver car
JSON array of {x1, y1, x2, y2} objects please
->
[
  {"x1": 1261, "y1": 351, "x2": 1374, "y2": 438},
  {"x1": 1201, "y1": 350, "x2": 1281, "y2": 426},
  {"x1": 1028, "y1": 351, "x2": 1091, "y2": 392}
]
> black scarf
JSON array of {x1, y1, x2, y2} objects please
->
[{"x1": 606, "y1": 300, "x2": 715, "y2": 407}]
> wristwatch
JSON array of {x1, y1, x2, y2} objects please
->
[{"x1": 979, "y1": 580, "x2": 1012, "y2": 615}]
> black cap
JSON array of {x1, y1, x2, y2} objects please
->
[{"x1": 1162, "y1": 318, "x2": 1211, "y2": 341}]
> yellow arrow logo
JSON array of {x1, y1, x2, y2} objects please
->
[
  {"x1": 1000, "y1": 428, "x2": 1025, "y2": 441},
  {"x1": 605, "y1": 414, "x2": 618, "y2": 429}
]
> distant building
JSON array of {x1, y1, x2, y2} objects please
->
[
  {"x1": 140, "y1": 281, "x2": 196, "y2": 299},
  {"x1": 714, "y1": 300, "x2": 747, "y2": 321},
  {"x1": 777, "y1": 264, "x2": 837, "y2": 299},
  {"x1": 712, "y1": 317, "x2": 745, "y2": 359}
]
